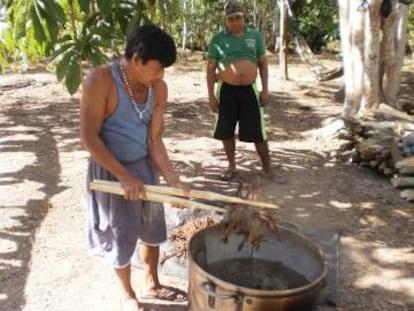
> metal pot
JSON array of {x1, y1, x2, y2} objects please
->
[{"x1": 188, "y1": 224, "x2": 327, "y2": 311}]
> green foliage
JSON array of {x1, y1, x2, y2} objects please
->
[
  {"x1": 407, "y1": 5, "x2": 414, "y2": 53},
  {"x1": 181, "y1": 0, "x2": 223, "y2": 50},
  {"x1": 1, "y1": 0, "x2": 151, "y2": 93},
  {"x1": 289, "y1": 0, "x2": 339, "y2": 53},
  {"x1": 8, "y1": 0, "x2": 65, "y2": 49},
  {"x1": 0, "y1": 0, "x2": 66, "y2": 71},
  {"x1": 96, "y1": 0, "x2": 112, "y2": 14},
  {"x1": 0, "y1": 0, "x2": 412, "y2": 94},
  {"x1": 53, "y1": 25, "x2": 112, "y2": 94},
  {"x1": 78, "y1": 0, "x2": 90, "y2": 14},
  {"x1": 0, "y1": 29, "x2": 11, "y2": 70}
]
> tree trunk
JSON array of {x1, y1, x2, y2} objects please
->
[
  {"x1": 259, "y1": 3, "x2": 267, "y2": 44},
  {"x1": 383, "y1": 2, "x2": 410, "y2": 108},
  {"x1": 190, "y1": 0, "x2": 194, "y2": 51},
  {"x1": 279, "y1": 0, "x2": 288, "y2": 79},
  {"x1": 339, "y1": 0, "x2": 354, "y2": 118},
  {"x1": 182, "y1": 0, "x2": 187, "y2": 50},
  {"x1": 69, "y1": 2, "x2": 77, "y2": 39},
  {"x1": 362, "y1": 0, "x2": 382, "y2": 112},
  {"x1": 339, "y1": 0, "x2": 406, "y2": 119},
  {"x1": 253, "y1": 0, "x2": 257, "y2": 27},
  {"x1": 340, "y1": 0, "x2": 366, "y2": 118},
  {"x1": 270, "y1": 1, "x2": 279, "y2": 52}
]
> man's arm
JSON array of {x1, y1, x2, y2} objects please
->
[
  {"x1": 258, "y1": 54, "x2": 269, "y2": 106},
  {"x1": 80, "y1": 68, "x2": 144, "y2": 199},
  {"x1": 207, "y1": 59, "x2": 219, "y2": 113},
  {"x1": 148, "y1": 79, "x2": 182, "y2": 187}
]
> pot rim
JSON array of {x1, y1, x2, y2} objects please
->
[{"x1": 188, "y1": 224, "x2": 328, "y2": 298}]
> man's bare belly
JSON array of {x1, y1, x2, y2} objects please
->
[{"x1": 217, "y1": 60, "x2": 258, "y2": 86}]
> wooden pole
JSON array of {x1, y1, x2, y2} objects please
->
[
  {"x1": 279, "y1": 0, "x2": 288, "y2": 79},
  {"x1": 90, "y1": 181, "x2": 226, "y2": 213},
  {"x1": 90, "y1": 179, "x2": 280, "y2": 210}
]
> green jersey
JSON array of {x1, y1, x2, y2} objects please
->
[{"x1": 207, "y1": 27, "x2": 265, "y2": 68}]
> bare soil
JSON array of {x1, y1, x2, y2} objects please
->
[{"x1": 0, "y1": 54, "x2": 413, "y2": 311}]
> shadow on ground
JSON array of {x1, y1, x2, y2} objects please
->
[
  {"x1": 0, "y1": 96, "x2": 81, "y2": 311},
  {"x1": 161, "y1": 68, "x2": 414, "y2": 309},
  {"x1": 1, "y1": 63, "x2": 413, "y2": 310},
  {"x1": 141, "y1": 302, "x2": 187, "y2": 311}
]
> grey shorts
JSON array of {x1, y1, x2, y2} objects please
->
[{"x1": 86, "y1": 158, "x2": 167, "y2": 268}]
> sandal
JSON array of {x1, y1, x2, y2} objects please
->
[
  {"x1": 140, "y1": 286, "x2": 187, "y2": 303},
  {"x1": 219, "y1": 169, "x2": 237, "y2": 181}
]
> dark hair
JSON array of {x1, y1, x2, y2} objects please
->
[{"x1": 124, "y1": 24, "x2": 177, "y2": 67}]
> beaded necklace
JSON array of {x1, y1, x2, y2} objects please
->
[{"x1": 120, "y1": 61, "x2": 150, "y2": 119}]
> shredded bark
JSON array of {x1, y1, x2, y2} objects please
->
[
  {"x1": 160, "y1": 216, "x2": 218, "y2": 265},
  {"x1": 221, "y1": 204, "x2": 280, "y2": 250},
  {"x1": 161, "y1": 178, "x2": 280, "y2": 264},
  {"x1": 220, "y1": 178, "x2": 280, "y2": 250}
]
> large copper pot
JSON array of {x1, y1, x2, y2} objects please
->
[{"x1": 188, "y1": 224, "x2": 327, "y2": 311}]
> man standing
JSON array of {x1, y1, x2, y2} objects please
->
[
  {"x1": 80, "y1": 25, "x2": 186, "y2": 311},
  {"x1": 207, "y1": 0, "x2": 271, "y2": 181}
]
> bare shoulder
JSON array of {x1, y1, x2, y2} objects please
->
[
  {"x1": 83, "y1": 65, "x2": 113, "y2": 91},
  {"x1": 152, "y1": 79, "x2": 167, "y2": 93},
  {"x1": 81, "y1": 65, "x2": 115, "y2": 115},
  {"x1": 151, "y1": 79, "x2": 168, "y2": 113},
  {"x1": 152, "y1": 79, "x2": 168, "y2": 102}
]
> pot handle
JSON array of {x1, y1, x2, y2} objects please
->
[{"x1": 201, "y1": 282, "x2": 241, "y2": 301}]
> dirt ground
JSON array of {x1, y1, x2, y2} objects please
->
[{"x1": 0, "y1": 53, "x2": 413, "y2": 311}]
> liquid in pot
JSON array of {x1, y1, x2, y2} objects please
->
[{"x1": 205, "y1": 258, "x2": 309, "y2": 290}]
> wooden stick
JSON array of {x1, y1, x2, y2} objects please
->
[
  {"x1": 391, "y1": 176, "x2": 414, "y2": 189},
  {"x1": 376, "y1": 104, "x2": 414, "y2": 123},
  {"x1": 92, "y1": 179, "x2": 280, "y2": 210},
  {"x1": 400, "y1": 189, "x2": 414, "y2": 201},
  {"x1": 90, "y1": 181, "x2": 225, "y2": 213}
]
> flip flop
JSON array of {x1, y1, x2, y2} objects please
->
[
  {"x1": 219, "y1": 169, "x2": 237, "y2": 181},
  {"x1": 140, "y1": 286, "x2": 187, "y2": 303}
]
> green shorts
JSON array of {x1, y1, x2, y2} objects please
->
[{"x1": 213, "y1": 81, "x2": 267, "y2": 142}]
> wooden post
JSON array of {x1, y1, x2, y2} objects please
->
[
  {"x1": 270, "y1": 0, "x2": 280, "y2": 52},
  {"x1": 279, "y1": 0, "x2": 288, "y2": 79}
]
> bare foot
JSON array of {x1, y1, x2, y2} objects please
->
[{"x1": 122, "y1": 296, "x2": 142, "y2": 311}]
